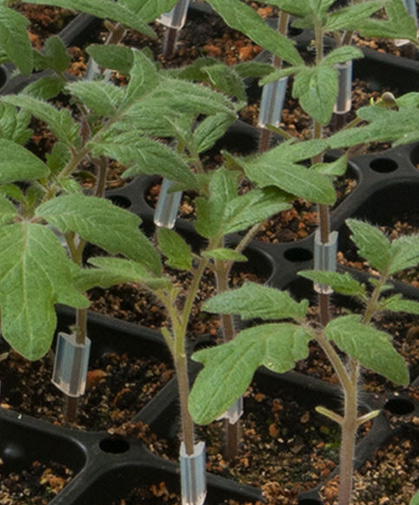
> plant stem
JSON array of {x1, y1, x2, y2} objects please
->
[{"x1": 175, "y1": 350, "x2": 196, "y2": 455}]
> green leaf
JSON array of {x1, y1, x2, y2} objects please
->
[
  {"x1": 0, "y1": 194, "x2": 18, "y2": 224},
  {"x1": 22, "y1": 76, "x2": 66, "y2": 100},
  {"x1": 313, "y1": 154, "x2": 348, "y2": 176},
  {"x1": 76, "y1": 256, "x2": 168, "y2": 291},
  {"x1": 23, "y1": 0, "x2": 156, "y2": 37},
  {"x1": 325, "y1": 315, "x2": 409, "y2": 385},
  {"x1": 206, "y1": 0, "x2": 303, "y2": 66},
  {"x1": 157, "y1": 228, "x2": 192, "y2": 271},
  {"x1": 357, "y1": 0, "x2": 418, "y2": 41},
  {"x1": 90, "y1": 135, "x2": 198, "y2": 189},
  {"x1": 46, "y1": 142, "x2": 71, "y2": 174},
  {"x1": 389, "y1": 234, "x2": 419, "y2": 274},
  {"x1": 260, "y1": 65, "x2": 303, "y2": 86},
  {"x1": 193, "y1": 113, "x2": 236, "y2": 154},
  {"x1": 293, "y1": 65, "x2": 337, "y2": 125},
  {"x1": 299, "y1": 270, "x2": 366, "y2": 297},
  {"x1": 346, "y1": 219, "x2": 392, "y2": 273},
  {"x1": 325, "y1": 1, "x2": 384, "y2": 32},
  {"x1": 40, "y1": 35, "x2": 71, "y2": 73},
  {"x1": 381, "y1": 294, "x2": 419, "y2": 315},
  {"x1": 120, "y1": 0, "x2": 178, "y2": 22},
  {"x1": 0, "y1": 184, "x2": 25, "y2": 204},
  {"x1": 203, "y1": 282, "x2": 309, "y2": 321},
  {"x1": 410, "y1": 491, "x2": 419, "y2": 505},
  {"x1": 202, "y1": 64, "x2": 246, "y2": 103},
  {"x1": 67, "y1": 81, "x2": 124, "y2": 116},
  {"x1": 86, "y1": 43, "x2": 134, "y2": 75},
  {"x1": 0, "y1": 222, "x2": 89, "y2": 360},
  {"x1": 3, "y1": 95, "x2": 79, "y2": 146},
  {"x1": 189, "y1": 323, "x2": 312, "y2": 424},
  {"x1": 202, "y1": 249, "x2": 247, "y2": 262},
  {"x1": 234, "y1": 61, "x2": 274, "y2": 79},
  {"x1": 0, "y1": 5, "x2": 32, "y2": 74},
  {"x1": 0, "y1": 139, "x2": 50, "y2": 183},
  {"x1": 235, "y1": 139, "x2": 336, "y2": 205},
  {"x1": 119, "y1": 49, "x2": 159, "y2": 110},
  {"x1": 0, "y1": 103, "x2": 32, "y2": 145},
  {"x1": 36, "y1": 194, "x2": 161, "y2": 275},
  {"x1": 259, "y1": 0, "x2": 311, "y2": 16},
  {"x1": 323, "y1": 46, "x2": 364, "y2": 66}
]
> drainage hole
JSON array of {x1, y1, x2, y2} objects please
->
[
  {"x1": 369, "y1": 158, "x2": 398, "y2": 173},
  {"x1": 284, "y1": 248, "x2": 313, "y2": 263},
  {"x1": 384, "y1": 397, "x2": 415, "y2": 416},
  {"x1": 99, "y1": 437, "x2": 130, "y2": 454}
]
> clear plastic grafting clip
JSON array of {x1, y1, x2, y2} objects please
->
[
  {"x1": 180, "y1": 441, "x2": 207, "y2": 505},
  {"x1": 85, "y1": 58, "x2": 112, "y2": 82},
  {"x1": 158, "y1": 0, "x2": 191, "y2": 29},
  {"x1": 333, "y1": 60, "x2": 352, "y2": 115},
  {"x1": 154, "y1": 178, "x2": 183, "y2": 229},
  {"x1": 313, "y1": 229, "x2": 338, "y2": 295},
  {"x1": 257, "y1": 77, "x2": 288, "y2": 129},
  {"x1": 395, "y1": 0, "x2": 418, "y2": 46},
  {"x1": 216, "y1": 397, "x2": 244, "y2": 424},
  {"x1": 52, "y1": 332, "x2": 91, "y2": 397}
]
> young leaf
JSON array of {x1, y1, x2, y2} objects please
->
[
  {"x1": 202, "y1": 249, "x2": 247, "y2": 263},
  {"x1": 203, "y1": 282, "x2": 309, "y2": 321},
  {"x1": 67, "y1": 81, "x2": 124, "y2": 116},
  {"x1": 0, "y1": 5, "x2": 32, "y2": 74},
  {"x1": 202, "y1": 64, "x2": 246, "y2": 103},
  {"x1": 207, "y1": 0, "x2": 303, "y2": 66},
  {"x1": 0, "y1": 103, "x2": 32, "y2": 145},
  {"x1": 119, "y1": 49, "x2": 159, "y2": 110},
  {"x1": 22, "y1": 76, "x2": 66, "y2": 100},
  {"x1": 189, "y1": 323, "x2": 312, "y2": 424},
  {"x1": 389, "y1": 234, "x2": 419, "y2": 274},
  {"x1": 36, "y1": 194, "x2": 161, "y2": 275},
  {"x1": 3, "y1": 95, "x2": 79, "y2": 146},
  {"x1": 410, "y1": 491, "x2": 419, "y2": 505},
  {"x1": 90, "y1": 135, "x2": 198, "y2": 189},
  {"x1": 322, "y1": 46, "x2": 364, "y2": 66},
  {"x1": 293, "y1": 65, "x2": 337, "y2": 125},
  {"x1": 381, "y1": 294, "x2": 419, "y2": 315},
  {"x1": 76, "y1": 257, "x2": 169, "y2": 291},
  {"x1": 299, "y1": 270, "x2": 366, "y2": 297},
  {"x1": 234, "y1": 61, "x2": 274, "y2": 79},
  {"x1": 0, "y1": 194, "x2": 18, "y2": 224},
  {"x1": 325, "y1": 315, "x2": 409, "y2": 385},
  {"x1": 324, "y1": 1, "x2": 384, "y2": 32},
  {"x1": 234, "y1": 139, "x2": 335, "y2": 205},
  {"x1": 46, "y1": 142, "x2": 71, "y2": 174},
  {"x1": 0, "y1": 222, "x2": 89, "y2": 360},
  {"x1": 23, "y1": 0, "x2": 156, "y2": 37},
  {"x1": 35, "y1": 35, "x2": 71, "y2": 73},
  {"x1": 157, "y1": 228, "x2": 192, "y2": 271},
  {"x1": 0, "y1": 139, "x2": 50, "y2": 183},
  {"x1": 120, "y1": 0, "x2": 178, "y2": 22},
  {"x1": 313, "y1": 154, "x2": 348, "y2": 176},
  {"x1": 346, "y1": 219, "x2": 392, "y2": 273},
  {"x1": 192, "y1": 113, "x2": 236, "y2": 154},
  {"x1": 86, "y1": 44, "x2": 134, "y2": 75}
]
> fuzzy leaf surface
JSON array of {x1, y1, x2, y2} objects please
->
[
  {"x1": 325, "y1": 315, "x2": 409, "y2": 385},
  {"x1": 206, "y1": 0, "x2": 303, "y2": 66},
  {"x1": 381, "y1": 294, "x2": 419, "y2": 315},
  {"x1": 325, "y1": 1, "x2": 384, "y2": 32},
  {"x1": 203, "y1": 282, "x2": 309, "y2": 321},
  {"x1": 0, "y1": 103, "x2": 32, "y2": 145},
  {"x1": 189, "y1": 323, "x2": 312, "y2": 424},
  {"x1": 389, "y1": 235, "x2": 419, "y2": 274},
  {"x1": 22, "y1": 77, "x2": 65, "y2": 100},
  {"x1": 313, "y1": 154, "x2": 347, "y2": 176},
  {"x1": 299, "y1": 270, "x2": 366, "y2": 296},
  {"x1": 157, "y1": 228, "x2": 192, "y2": 271},
  {"x1": 0, "y1": 139, "x2": 49, "y2": 183},
  {"x1": 22, "y1": 0, "x2": 155, "y2": 37},
  {"x1": 293, "y1": 65, "x2": 337, "y2": 125},
  {"x1": 0, "y1": 222, "x2": 88, "y2": 360},
  {"x1": 86, "y1": 44, "x2": 134, "y2": 75},
  {"x1": 0, "y1": 5, "x2": 32, "y2": 74},
  {"x1": 346, "y1": 219, "x2": 391, "y2": 273},
  {"x1": 36, "y1": 195, "x2": 161, "y2": 274},
  {"x1": 67, "y1": 81, "x2": 124, "y2": 116},
  {"x1": 91, "y1": 135, "x2": 197, "y2": 189},
  {"x1": 322, "y1": 46, "x2": 364, "y2": 66},
  {"x1": 3, "y1": 95, "x2": 78, "y2": 145},
  {"x1": 193, "y1": 113, "x2": 236, "y2": 154},
  {"x1": 202, "y1": 64, "x2": 246, "y2": 102},
  {"x1": 0, "y1": 194, "x2": 18, "y2": 224},
  {"x1": 235, "y1": 140, "x2": 335, "y2": 204},
  {"x1": 34, "y1": 35, "x2": 70, "y2": 73},
  {"x1": 202, "y1": 249, "x2": 247, "y2": 262},
  {"x1": 120, "y1": 0, "x2": 178, "y2": 22}
]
